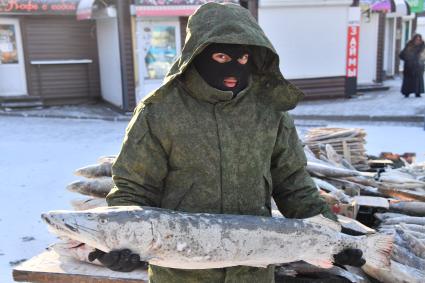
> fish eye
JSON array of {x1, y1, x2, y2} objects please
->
[
  {"x1": 99, "y1": 218, "x2": 108, "y2": 224},
  {"x1": 237, "y1": 54, "x2": 249, "y2": 65},
  {"x1": 212, "y1": 53, "x2": 231, "y2": 63}
]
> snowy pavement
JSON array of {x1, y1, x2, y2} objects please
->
[
  {"x1": 1, "y1": 77, "x2": 425, "y2": 125},
  {"x1": 0, "y1": 116, "x2": 128, "y2": 283},
  {"x1": 1, "y1": 115, "x2": 424, "y2": 282},
  {"x1": 290, "y1": 77, "x2": 425, "y2": 120}
]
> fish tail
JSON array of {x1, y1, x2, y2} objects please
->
[{"x1": 362, "y1": 233, "x2": 394, "y2": 268}]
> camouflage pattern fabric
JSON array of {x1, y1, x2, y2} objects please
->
[{"x1": 107, "y1": 3, "x2": 336, "y2": 282}]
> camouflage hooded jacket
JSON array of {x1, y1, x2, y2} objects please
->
[{"x1": 107, "y1": 3, "x2": 336, "y2": 282}]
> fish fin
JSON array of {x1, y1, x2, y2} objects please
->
[
  {"x1": 305, "y1": 215, "x2": 341, "y2": 232},
  {"x1": 304, "y1": 258, "x2": 334, "y2": 269},
  {"x1": 361, "y1": 233, "x2": 394, "y2": 269}
]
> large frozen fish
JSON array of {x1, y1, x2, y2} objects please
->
[
  {"x1": 97, "y1": 155, "x2": 116, "y2": 164},
  {"x1": 312, "y1": 177, "x2": 352, "y2": 203},
  {"x1": 396, "y1": 229, "x2": 425, "y2": 258},
  {"x1": 382, "y1": 215, "x2": 425, "y2": 226},
  {"x1": 66, "y1": 177, "x2": 114, "y2": 198},
  {"x1": 48, "y1": 240, "x2": 100, "y2": 265},
  {"x1": 374, "y1": 212, "x2": 409, "y2": 222},
  {"x1": 74, "y1": 163, "x2": 112, "y2": 178},
  {"x1": 396, "y1": 223, "x2": 425, "y2": 234},
  {"x1": 392, "y1": 244, "x2": 425, "y2": 271},
  {"x1": 307, "y1": 161, "x2": 360, "y2": 178},
  {"x1": 389, "y1": 201, "x2": 425, "y2": 216},
  {"x1": 337, "y1": 215, "x2": 376, "y2": 235},
  {"x1": 376, "y1": 186, "x2": 425, "y2": 202},
  {"x1": 362, "y1": 260, "x2": 425, "y2": 283},
  {"x1": 379, "y1": 169, "x2": 425, "y2": 188},
  {"x1": 70, "y1": 198, "x2": 107, "y2": 211},
  {"x1": 41, "y1": 206, "x2": 393, "y2": 270}
]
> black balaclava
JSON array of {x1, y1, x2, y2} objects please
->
[{"x1": 193, "y1": 43, "x2": 251, "y2": 95}]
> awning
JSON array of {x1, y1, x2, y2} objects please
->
[
  {"x1": 0, "y1": 0, "x2": 79, "y2": 15},
  {"x1": 360, "y1": 0, "x2": 411, "y2": 15},
  {"x1": 406, "y1": 0, "x2": 425, "y2": 13},
  {"x1": 135, "y1": 5, "x2": 197, "y2": 17},
  {"x1": 134, "y1": 0, "x2": 238, "y2": 17}
]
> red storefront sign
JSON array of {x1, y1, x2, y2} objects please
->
[
  {"x1": 346, "y1": 25, "x2": 360, "y2": 78},
  {"x1": 0, "y1": 0, "x2": 78, "y2": 14}
]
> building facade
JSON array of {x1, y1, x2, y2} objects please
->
[
  {"x1": 4, "y1": 0, "x2": 419, "y2": 111},
  {"x1": 0, "y1": 0, "x2": 101, "y2": 107}
]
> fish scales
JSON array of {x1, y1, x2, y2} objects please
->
[
  {"x1": 41, "y1": 206, "x2": 393, "y2": 270},
  {"x1": 392, "y1": 244, "x2": 425, "y2": 271},
  {"x1": 396, "y1": 229, "x2": 425, "y2": 259},
  {"x1": 398, "y1": 223, "x2": 425, "y2": 234},
  {"x1": 379, "y1": 226, "x2": 425, "y2": 240}
]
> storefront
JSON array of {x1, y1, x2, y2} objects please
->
[
  {"x1": 0, "y1": 16, "x2": 26, "y2": 96},
  {"x1": 259, "y1": 0, "x2": 353, "y2": 99},
  {"x1": 0, "y1": 0, "x2": 101, "y2": 107},
  {"x1": 76, "y1": 0, "x2": 126, "y2": 109},
  {"x1": 133, "y1": 11, "x2": 184, "y2": 102},
  {"x1": 358, "y1": 0, "x2": 421, "y2": 84}
]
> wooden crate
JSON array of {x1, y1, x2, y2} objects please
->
[{"x1": 13, "y1": 250, "x2": 148, "y2": 283}]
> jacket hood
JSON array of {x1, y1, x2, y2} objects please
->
[{"x1": 147, "y1": 2, "x2": 303, "y2": 111}]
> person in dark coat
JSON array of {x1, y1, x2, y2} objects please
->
[{"x1": 400, "y1": 34, "x2": 425, "y2": 98}]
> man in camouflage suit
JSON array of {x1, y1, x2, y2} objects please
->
[{"x1": 89, "y1": 3, "x2": 365, "y2": 282}]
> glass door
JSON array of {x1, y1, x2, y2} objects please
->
[
  {"x1": 135, "y1": 19, "x2": 181, "y2": 101},
  {"x1": 0, "y1": 18, "x2": 27, "y2": 96}
]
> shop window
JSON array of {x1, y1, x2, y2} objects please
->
[
  {"x1": 0, "y1": 24, "x2": 18, "y2": 64},
  {"x1": 142, "y1": 24, "x2": 179, "y2": 80}
]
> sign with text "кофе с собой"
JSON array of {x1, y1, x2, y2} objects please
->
[{"x1": 0, "y1": 0, "x2": 79, "y2": 15}]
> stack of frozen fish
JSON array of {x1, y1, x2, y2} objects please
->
[
  {"x1": 46, "y1": 156, "x2": 114, "y2": 266},
  {"x1": 44, "y1": 126, "x2": 425, "y2": 283},
  {"x1": 301, "y1": 130, "x2": 425, "y2": 282},
  {"x1": 66, "y1": 156, "x2": 115, "y2": 210},
  {"x1": 304, "y1": 127, "x2": 369, "y2": 171}
]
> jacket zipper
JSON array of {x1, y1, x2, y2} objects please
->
[{"x1": 213, "y1": 104, "x2": 223, "y2": 213}]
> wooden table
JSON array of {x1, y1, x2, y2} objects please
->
[{"x1": 13, "y1": 250, "x2": 148, "y2": 283}]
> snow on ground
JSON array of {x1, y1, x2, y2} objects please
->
[
  {"x1": 0, "y1": 116, "x2": 424, "y2": 282},
  {"x1": 0, "y1": 116, "x2": 128, "y2": 283},
  {"x1": 291, "y1": 78, "x2": 425, "y2": 117}
]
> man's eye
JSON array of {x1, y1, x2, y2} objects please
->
[
  {"x1": 237, "y1": 54, "x2": 249, "y2": 65},
  {"x1": 212, "y1": 53, "x2": 231, "y2": 63}
]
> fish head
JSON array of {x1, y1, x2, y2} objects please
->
[
  {"x1": 41, "y1": 207, "x2": 111, "y2": 252},
  {"x1": 41, "y1": 206, "x2": 154, "y2": 254}
]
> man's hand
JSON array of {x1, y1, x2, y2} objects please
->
[
  {"x1": 333, "y1": 248, "x2": 366, "y2": 267},
  {"x1": 88, "y1": 249, "x2": 147, "y2": 272},
  {"x1": 333, "y1": 225, "x2": 366, "y2": 267}
]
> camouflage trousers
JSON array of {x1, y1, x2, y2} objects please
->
[{"x1": 149, "y1": 264, "x2": 275, "y2": 283}]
